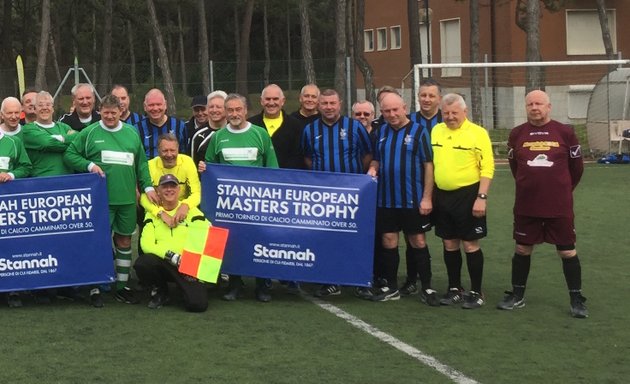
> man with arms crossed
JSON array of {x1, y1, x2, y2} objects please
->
[{"x1": 497, "y1": 90, "x2": 587, "y2": 318}]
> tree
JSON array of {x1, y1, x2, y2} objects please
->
[
  {"x1": 98, "y1": 0, "x2": 113, "y2": 95},
  {"x1": 147, "y1": 0, "x2": 176, "y2": 114},
  {"x1": 595, "y1": 0, "x2": 614, "y2": 59},
  {"x1": 197, "y1": 0, "x2": 210, "y2": 94},
  {"x1": 298, "y1": 0, "x2": 316, "y2": 84},
  {"x1": 334, "y1": 0, "x2": 347, "y2": 104},
  {"x1": 516, "y1": 0, "x2": 543, "y2": 92},
  {"x1": 353, "y1": 0, "x2": 375, "y2": 103},
  {"x1": 34, "y1": 0, "x2": 51, "y2": 90},
  {"x1": 177, "y1": 4, "x2": 187, "y2": 94},
  {"x1": 235, "y1": 0, "x2": 255, "y2": 97},
  {"x1": 469, "y1": 0, "x2": 482, "y2": 123},
  {"x1": 263, "y1": 0, "x2": 270, "y2": 85},
  {"x1": 407, "y1": 0, "x2": 422, "y2": 109}
]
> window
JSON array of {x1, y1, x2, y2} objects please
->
[
  {"x1": 390, "y1": 26, "x2": 401, "y2": 50},
  {"x1": 364, "y1": 30, "x2": 374, "y2": 52},
  {"x1": 377, "y1": 28, "x2": 387, "y2": 51},
  {"x1": 566, "y1": 9, "x2": 616, "y2": 55},
  {"x1": 440, "y1": 18, "x2": 461, "y2": 77}
]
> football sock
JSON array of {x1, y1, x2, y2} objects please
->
[
  {"x1": 411, "y1": 246, "x2": 432, "y2": 291},
  {"x1": 382, "y1": 247, "x2": 400, "y2": 289},
  {"x1": 405, "y1": 245, "x2": 418, "y2": 283},
  {"x1": 466, "y1": 249, "x2": 484, "y2": 293},
  {"x1": 115, "y1": 246, "x2": 132, "y2": 290},
  {"x1": 512, "y1": 253, "x2": 531, "y2": 298},
  {"x1": 443, "y1": 248, "x2": 462, "y2": 289},
  {"x1": 562, "y1": 255, "x2": 582, "y2": 296}
]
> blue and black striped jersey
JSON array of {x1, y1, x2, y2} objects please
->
[
  {"x1": 373, "y1": 121, "x2": 432, "y2": 208},
  {"x1": 134, "y1": 116, "x2": 188, "y2": 160},
  {"x1": 123, "y1": 111, "x2": 143, "y2": 127},
  {"x1": 301, "y1": 116, "x2": 372, "y2": 174},
  {"x1": 409, "y1": 110, "x2": 442, "y2": 134}
]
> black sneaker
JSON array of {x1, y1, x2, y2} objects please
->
[
  {"x1": 399, "y1": 281, "x2": 418, "y2": 296},
  {"x1": 419, "y1": 289, "x2": 440, "y2": 307},
  {"x1": 497, "y1": 291, "x2": 525, "y2": 310},
  {"x1": 7, "y1": 292, "x2": 23, "y2": 308},
  {"x1": 570, "y1": 294, "x2": 588, "y2": 319},
  {"x1": 440, "y1": 287, "x2": 465, "y2": 305},
  {"x1": 114, "y1": 287, "x2": 140, "y2": 304},
  {"x1": 148, "y1": 288, "x2": 168, "y2": 309},
  {"x1": 286, "y1": 281, "x2": 302, "y2": 295},
  {"x1": 255, "y1": 288, "x2": 272, "y2": 303},
  {"x1": 371, "y1": 286, "x2": 401, "y2": 302},
  {"x1": 354, "y1": 287, "x2": 373, "y2": 300},
  {"x1": 90, "y1": 288, "x2": 104, "y2": 308},
  {"x1": 33, "y1": 290, "x2": 52, "y2": 305},
  {"x1": 462, "y1": 291, "x2": 485, "y2": 309},
  {"x1": 314, "y1": 284, "x2": 341, "y2": 298}
]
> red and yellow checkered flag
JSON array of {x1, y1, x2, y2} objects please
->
[{"x1": 179, "y1": 223, "x2": 229, "y2": 283}]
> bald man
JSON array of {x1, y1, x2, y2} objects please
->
[
  {"x1": 249, "y1": 84, "x2": 305, "y2": 170},
  {"x1": 497, "y1": 90, "x2": 587, "y2": 318},
  {"x1": 1, "y1": 97, "x2": 24, "y2": 138},
  {"x1": 367, "y1": 93, "x2": 437, "y2": 303},
  {"x1": 134, "y1": 89, "x2": 188, "y2": 159}
]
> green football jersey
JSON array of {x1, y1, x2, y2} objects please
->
[
  {"x1": 22, "y1": 121, "x2": 76, "y2": 176},
  {"x1": 205, "y1": 123, "x2": 279, "y2": 168},
  {"x1": 64, "y1": 121, "x2": 153, "y2": 205}
]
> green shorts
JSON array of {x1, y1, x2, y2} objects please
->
[{"x1": 109, "y1": 204, "x2": 137, "y2": 236}]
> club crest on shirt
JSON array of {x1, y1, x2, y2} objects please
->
[
  {"x1": 527, "y1": 154, "x2": 554, "y2": 167},
  {"x1": 404, "y1": 134, "x2": 413, "y2": 145},
  {"x1": 339, "y1": 128, "x2": 347, "y2": 139}
]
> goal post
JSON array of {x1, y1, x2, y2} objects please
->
[{"x1": 410, "y1": 59, "x2": 630, "y2": 155}]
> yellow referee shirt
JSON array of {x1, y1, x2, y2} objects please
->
[{"x1": 431, "y1": 119, "x2": 494, "y2": 191}]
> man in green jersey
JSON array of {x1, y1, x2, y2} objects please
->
[
  {"x1": 205, "y1": 93, "x2": 278, "y2": 302},
  {"x1": 22, "y1": 91, "x2": 77, "y2": 177},
  {"x1": 64, "y1": 94, "x2": 159, "y2": 307}
]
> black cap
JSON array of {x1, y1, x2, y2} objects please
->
[
  {"x1": 158, "y1": 174, "x2": 179, "y2": 186},
  {"x1": 191, "y1": 95, "x2": 207, "y2": 108}
]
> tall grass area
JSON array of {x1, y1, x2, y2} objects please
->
[{"x1": 1, "y1": 163, "x2": 628, "y2": 384}]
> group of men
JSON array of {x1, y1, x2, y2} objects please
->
[{"x1": 0, "y1": 79, "x2": 588, "y2": 318}]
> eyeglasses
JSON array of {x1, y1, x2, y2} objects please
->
[{"x1": 354, "y1": 112, "x2": 372, "y2": 117}]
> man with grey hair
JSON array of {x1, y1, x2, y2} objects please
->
[
  {"x1": 205, "y1": 93, "x2": 279, "y2": 303},
  {"x1": 351, "y1": 100, "x2": 376, "y2": 133},
  {"x1": 431, "y1": 93, "x2": 494, "y2": 309},
  {"x1": 290, "y1": 84, "x2": 321, "y2": 126},
  {"x1": 190, "y1": 90, "x2": 227, "y2": 165},
  {"x1": 249, "y1": 84, "x2": 305, "y2": 169},
  {"x1": 1, "y1": 97, "x2": 24, "y2": 138},
  {"x1": 59, "y1": 83, "x2": 100, "y2": 131}
]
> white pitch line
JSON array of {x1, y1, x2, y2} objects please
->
[{"x1": 309, "y1": 297, "x2": 479, "y2": 384}]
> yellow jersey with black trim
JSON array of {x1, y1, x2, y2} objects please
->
[{"x1": 431, "y1": 119, "x2": 494, "y2": 191}]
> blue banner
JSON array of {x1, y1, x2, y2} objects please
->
[
  {"x1": 201, "y1": 164, "x2": 377, "y2": 286},
  {"x1": 0, "y1": 174, "x2": 115, "y2": 292}
]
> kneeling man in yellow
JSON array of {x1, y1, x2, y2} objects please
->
[
  {"x1": 64, "y1": 94, "x2": 159, "y2": 307},
  {"x1": 136, "y1": 174, "x2": 210, "y2": 312}
]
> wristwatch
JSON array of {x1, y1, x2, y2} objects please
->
[
  {"x1": 477, "y1": 193, "x2": 488, "y2": 200},
  {"x1": 157, "y1": 210, "x2": 164, "y2": 217}
]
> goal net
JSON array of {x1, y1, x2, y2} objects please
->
[{"x1": 409, "y1": 59, "x2": 630, "y2": 155}]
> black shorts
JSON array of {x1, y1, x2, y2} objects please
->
[
  {"x1": 376, "y1": 207, "x2": 432, "y2": 235},
  {"x1": 433, "y1": 183, "x2": 487, "y2": 241}
]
